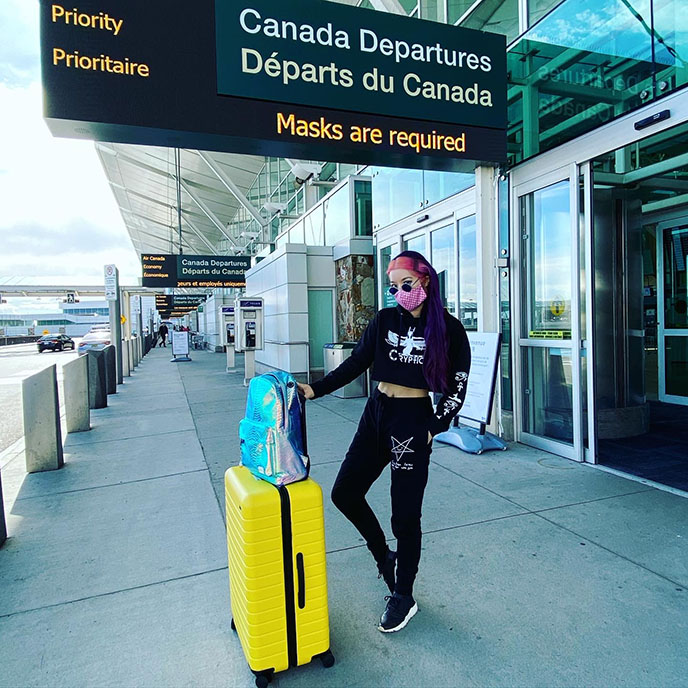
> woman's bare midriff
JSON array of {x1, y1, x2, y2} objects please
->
[{"x1": 377, "y1": 381, "x2": 429, "y2": 398}]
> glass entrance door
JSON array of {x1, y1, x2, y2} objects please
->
[
  {"x1": 658, "y1": 224, "x2": 688, "y2": 405},
  {"x1": 515, "y1": 173, "x2": 583, "y2": 460}
]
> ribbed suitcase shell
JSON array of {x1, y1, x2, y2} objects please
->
[{"x1": 225, "y1": 466, "x2": 330, "y2": 674}]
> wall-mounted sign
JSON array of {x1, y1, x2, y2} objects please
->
[
  {"x1": 104, "y1": 263, "x2": 117, "y2": 301},
  {"x1": 40, "y1": 0, "x2": 506, "y2": 171},
  {"x1": 141, "y1": 254, "x2": 251, "y2": 289}
]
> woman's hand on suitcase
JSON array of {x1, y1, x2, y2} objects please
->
[{"x1": 297, "y1": 383, "x2": 315, "y2": 400}]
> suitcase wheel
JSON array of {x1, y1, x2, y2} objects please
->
[
  {"x1": 230, "y1": 618, "x2": 236, "y2": 632},
  {"x1": 318, "y1": 649, "x2": 335, "y2": 668},
  {"x1": 252, "y1": 669, "x2": 274, "y2": 688}
]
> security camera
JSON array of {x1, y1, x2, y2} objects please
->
[{"x1": 263, "y1": 202, "x2": 287, "y2": 215}]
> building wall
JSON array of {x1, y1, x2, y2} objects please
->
[{"x1": 244, "y1": 244, "x2": 335, "y2": 378}]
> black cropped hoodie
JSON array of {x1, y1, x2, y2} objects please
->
[{"x1": 310, "y1": 305, "x2": 471, "y2": 437}]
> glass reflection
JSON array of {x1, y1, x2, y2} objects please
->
[
  {"x1": 324, "y1": 184, "x2": 351, "y2": 245},
  {"x1": 458, "y1": 215, "x2": 478, "y2": 330},
  {"x1": 522, "y1": 347, "x2": 574, "y2": 443},
  {"x1": 523, "y1": 180, "x2": 572, "y2": 336},
  {"x1": 431, "y1": 224, "x2": 457, "y2": 315}
]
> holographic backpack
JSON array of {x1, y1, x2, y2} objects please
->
[{"x1": 239, "y1": 372, "x2": 309, "y2": 486}]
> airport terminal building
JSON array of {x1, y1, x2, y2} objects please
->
[{"x1": 71, "y1": 0, "x2": 685, "y2": 491}]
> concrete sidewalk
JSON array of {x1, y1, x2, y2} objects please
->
[{"x1": 1, "y1": 347, "x2": 687, "y2": 687}]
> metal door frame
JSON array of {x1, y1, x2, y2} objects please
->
[
  {"x1": 657, "y1": 219, "x2": 688, "y2": 406},
  {"x1": 511, "y1": 163, "x2": 585, "y2": 461}
]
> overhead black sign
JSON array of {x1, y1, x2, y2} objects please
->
[
  {"x1": 39, "y1": 0, "x2": 506, "y2": 171},
  {"x1": 155, "y1": 294, "x2": 207, "y2": 309},
  {"x1": 142, "y1": 254, "x2": 251, "y2": 288}
]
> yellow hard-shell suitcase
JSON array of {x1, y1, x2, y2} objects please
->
[{"x1": 225, "y1": 465, "x2": 334, "y2": 687}]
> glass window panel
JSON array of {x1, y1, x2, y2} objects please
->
[
  {"x1": 403, "y1": 233, "x2": 426, "y2": 254},
  {"x1": 507, "y1": 0, "x2": 663, "y2": 164},
  {"x1": 462, "y1": 0, "x2": 519, "y2": 44},
  {"x1": 522, "y1": 347, "x2": 574, "y2": 444},
  {"x1": 371, "y1": 167, "x2": 423, "y2": 229},
  {"x1": 654, "y1": 0, "x2": 688, "y2": 99},
  {"x1": 459, "y1": 215, "x2": 478, "y2": 331},
  {"x1": 431, "y1": 224, "x2": 457, "y2": 315},
  {"x1": 448, "y1": 0, "x2": 476, "y2": 25},
  {"x1": 663, "y1": 227, "x2": 688, "y2": 329},
  {"x1": 354, "y1": 180, "x2": 373, "y2": 237},
  {"x1": 522, "y1": 180, "x2": 572, "y2": 337},
  {"x1": 324, "y1": 184, "x2": 351, "y2": 245},
  {"x1": 528, "y1": 0, "x2": 565, "y2": 26},
  {"x1": 289, "y1": 220, "x2": 304, "y2": 244},
  {"x1": 420, "y1": 0, "x2": 441, "y2": 22},
  {"x1": 380, "y1": 245, "x2": 397, "y2": 308},
  {"x1": 665, "y1": 337, "x2": 688, "y2": 397},
  {"x1": 423, "y1": 170, "x2": 475, "y2": 206},
  {"x1": 304, "y1": 205, "x2": 324, "y2": 245}
]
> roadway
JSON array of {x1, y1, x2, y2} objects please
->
[{"x1": 0, "y1": 342, "x2": 79, "y2": 454}]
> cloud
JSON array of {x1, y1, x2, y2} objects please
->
[
  {"x1": 3, "y1": 219, "x2": 126, "y2": 254},
  {"x1": 0, "y1": 0, "x2": 40, "y2": 87},
  {"x1": 0, "y1": 78, "x2": 140, "y2": 284}
]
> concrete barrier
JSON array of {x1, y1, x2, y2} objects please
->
[
  {"x1": 122, "y1": 339, "x2": 130, "y2": 377},
  {"x1": 0, "y1": 469, "x2": 7, "y2": 546},
  {"x1": 63, "y1": 356, "x2": 90, "y2": 433},
  {"x1": 86, "y1": 350, "x2": 108, "y2": 409},
  {"x1": 128, "y1": 339, "x2": 135, "y2": 371},
  {"x1": 104, "y1": 345, "x2": 117, "y2": 394},
  {"x1": 22, "y1": 365, "x2": 64, "y2": 473}
]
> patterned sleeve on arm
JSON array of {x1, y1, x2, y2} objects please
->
[{"x1": 428, "y1": 322, "x2": 471, "y2": 437}]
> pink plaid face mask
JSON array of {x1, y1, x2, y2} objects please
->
[{"x1": 393, "y1": 284, "x2": 427, "y2": 311}]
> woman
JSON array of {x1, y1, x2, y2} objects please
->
[{"x1": 298, "y1": 250, "x2": 471, "y2": 633}]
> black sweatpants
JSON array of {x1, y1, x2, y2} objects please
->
[{"x1": 331, "y1": 388, "x2": 433, "y2": 596}]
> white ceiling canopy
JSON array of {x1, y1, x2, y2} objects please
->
[{"x1": 96, "y1": 143, "x2": 267, "y2": 257}]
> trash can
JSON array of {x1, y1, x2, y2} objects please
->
[{"x1": 323, "y1": 343, "x2": 367, "y2": 398}]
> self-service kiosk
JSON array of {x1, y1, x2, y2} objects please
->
[
  {"x1": 234, "y1": 297, "x2": 263, "y2": 385},
  {"x1": 221, "y1": 305, "x2": 236, "y2": 372}
]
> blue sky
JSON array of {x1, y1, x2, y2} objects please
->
[{"x1": 0, "y1": 0, "x2": 141, "y2": 311}]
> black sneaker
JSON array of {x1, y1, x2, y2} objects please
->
[
  {"x1": 378, "y1": 592, "x2": 418, "y2": 633},
  {"x1": 377, "y1": 549, "x2": 397, "y2": 594}
]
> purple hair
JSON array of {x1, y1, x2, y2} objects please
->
[{"x1": 389, "y1": 250, "x2": 450, "y2": 394}]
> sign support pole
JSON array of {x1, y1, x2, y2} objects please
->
[{"x1": 105, "y1": 265, "x2": 123, "y2": 385}]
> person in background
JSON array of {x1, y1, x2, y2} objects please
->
[
  {"x1": 298, "y1": 250, "x2": 471, "y2": 633},
  {"x1": 158, "y1": 322, "x2": 169, "y2": 348}
]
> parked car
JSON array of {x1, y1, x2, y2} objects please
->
[
  {"x1": 78, "y1": 331, "x2": 112, "y2": 355},
  {"x1": 88, "y1": 324, "x2": 111, "y2": 333},
  {"x1": 37, "y1": 334, "x2": 75, "y2": 353}
]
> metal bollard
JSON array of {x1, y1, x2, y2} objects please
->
[
  {"x1": 104, "y1": 345, "x2": 117, "y2": 394},
  {"x1": 1, "y1": 469, "x2": 7, "y2": 546},
  {"x1": 22, "y1": 365, "x2": 64, "y2": 473},
  {"x1": 122, "y1": 339, "x2": 130, "y2": 377},
  {"x1": 86, "y1": 349, "x2": 108, "y2": 409},
  {"x1": 63, "y1": 356, "x2": 90, "y2": 432},
  {"x1": 128, "y1": 339, "x2": 135, "y2": 371}
]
